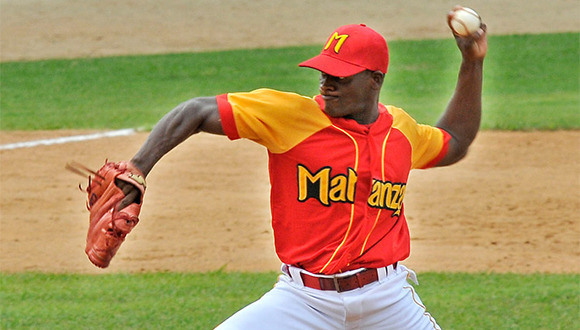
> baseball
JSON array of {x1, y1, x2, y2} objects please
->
[{"x1": 448, "y1": 6, "x2": 482, "y2": 37}]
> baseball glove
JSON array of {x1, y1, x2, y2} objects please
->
[{"x1": 67, "y1": 160, "x2": 146, "y2": 268}]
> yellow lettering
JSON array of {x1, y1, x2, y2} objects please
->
[
  {"x1": 381, "y1": 182, "x2": 393, "y2": 209},
  {"x1": 297, "y1": 165, "x2": 357, "y2": 206},
  {"x1": 392, "y1": 185, "x2": 405, "y2": 216},
  {"x1": 323, "y1": 32, "x2": 349, "y2": 53},
  {"x1": 367, "y1": 179, "x2": 406, "y2": 217},
  {"x1": 347, "y1": 168, "x2": 357, "y2": 202},
  {"x1": 329, "y1": 175, "x2": 347, "y2": 202},
  {"x1": 298, "y1": 165, "x2": 330, "y2": 206},
  {"x1": 368, "y1": 180, "x2": 381, "y2": 207}
]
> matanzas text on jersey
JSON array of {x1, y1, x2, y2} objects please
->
[{"x1": 297, "y1": 165, "x2": 405, "y2": 216}]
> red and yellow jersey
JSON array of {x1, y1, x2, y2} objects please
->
[{"x1": 216, "y1": 89, "x2": 450, "y2": 274}]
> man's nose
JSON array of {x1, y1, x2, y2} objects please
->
[{"x1": 320, "y1": 76, "x2": 335, "y2": 92}]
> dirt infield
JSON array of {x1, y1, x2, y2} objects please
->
[{"x1": 1, "y1": 0, "x2": 579, "y2": 274}]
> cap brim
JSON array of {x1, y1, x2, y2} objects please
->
[{"x1": 299, "y1": 54, "x2": 366, "y2": 77}]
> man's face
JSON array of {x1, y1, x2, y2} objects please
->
[{"x1": 318, "y1": 70, "x2": 381, "y2": 124}]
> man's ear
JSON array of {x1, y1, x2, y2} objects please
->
[{"x1": 371, "y1": 70, "x2": 385, "y2": 89}]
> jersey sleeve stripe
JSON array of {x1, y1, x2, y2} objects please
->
[
  {"x1": 216, "y1": 94, "x2": 240, "y2": 140},
  {"x1": 421, "y1": 128, "x2": 451, "y2": 169}
]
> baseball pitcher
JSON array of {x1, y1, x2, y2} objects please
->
[{"x1": 75, "y1": 14, "x2": 487, "y2": 329}]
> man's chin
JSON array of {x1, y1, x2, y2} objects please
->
[{"x1": 324, "y1": 109, "x2": 341, "y2": 118}]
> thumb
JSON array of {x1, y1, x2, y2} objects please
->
[{"x1": 117, "y1": 188, "x2": 140, "y2": 211}]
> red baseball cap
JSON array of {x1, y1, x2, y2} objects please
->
[{"x1": 299, "y1": 24, "x2": 389, "y2": 77}]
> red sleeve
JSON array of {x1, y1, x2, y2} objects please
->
[
  {"x1": 421, "y1": 128, "x2": 451, "y2": 169},
  {"x1": 216, "y1": 94, "x2": 240, "y2": 140}
]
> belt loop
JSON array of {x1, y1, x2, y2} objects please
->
[
  {"x1": 333, "y1": 277, "x2": 341, "y2": 292},
  {"x1": 355, "y1": 272, "x2": 363, "y2": 288},
  {"x1": 390, "y1": 262, "x2": 398, "y2": 275},
  {"x1": 377, "y1": 267, "x2": 388, "y2": 282},
  {"x1": 287, "y1": 265, "x2": 305, "y2": 287}
]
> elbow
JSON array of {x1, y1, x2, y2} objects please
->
[
  {"x1": 437, "y1": 146, "x2": 469, "y2": 167},
  {"x1": 164, "y1": 99, "x2": 205, "y2": 136},
  {"x1": 447, "y1": 147, "x2": 470, "y2": 165},
  {"x1": 437, "y1": 132, "x2": 476, "y2": 166}
]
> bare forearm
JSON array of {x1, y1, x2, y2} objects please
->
[
  {"x1": 437, "y1": 58, "x2": 484, "y2": 162},
  {"x1": 434, "y1": 23, "x2": 487, "y2": 166},
  {"x1": 130, "y1": 97, "x2": 223, "y2": 176},
  {"x1": 130, "y1": 103, "x2": 200, "y2": 176}
]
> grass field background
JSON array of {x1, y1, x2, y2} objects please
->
[
  {"x1": 1, "y1": 33, "x2": 579, "y2": 130},
  {"x1": 2, "y1": 272, "x2": 578, "y2": 329},
  {"x1": 1, "y1": 32, "x2": 579, "y2": 329}
]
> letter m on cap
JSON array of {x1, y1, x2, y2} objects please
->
[{"x1": 324, "y1": 32, "x2": 349, "y2": 54}]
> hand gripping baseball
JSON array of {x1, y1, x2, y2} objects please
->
[
  {"x1": 447, "y1": 7, "x2": 488, "y2": 61},
  {"x1": 67, "y1": 160, "x2": 146, "y2": 268},
  {"x1": 456, "y1": 24, "x2": 488, "y2": 61}
]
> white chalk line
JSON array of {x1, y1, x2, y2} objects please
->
[{"x1": 0, "y1": 129, "x2": 136, "y2": 150}]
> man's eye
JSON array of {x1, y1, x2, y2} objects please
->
[{"x1": 320, "y1": 74, "x2": 349, "y2": 83}]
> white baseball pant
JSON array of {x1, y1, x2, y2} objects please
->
[{"x1": 215, "y1": 264, "x2": 441, "y2": 329}]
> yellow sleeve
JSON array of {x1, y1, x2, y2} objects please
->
[
  {"x1": 226, "y1": 89, "x2": 332, "y2": 153},
  {"x1": 387, "y1": 106, "x2": 450, "y2": 169}
]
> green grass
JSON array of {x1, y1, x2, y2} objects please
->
[
  {"x1": 1, "y1": 32, "x2": 578, "y2": 130},
  {"x1": 1, "y1": 272, "x2": 578, "y2": 329},
  {"x1": 382, "y1": 33, "x2": 580, "y2": 129},
  {"x1": 0, "y1": 47, "x2": 318, "y2": 130},
  {"x1": 417, "y1": 273, "x2": 580, "y2": 329},
  {"x1": 0, "y1": 272, "x2": 279, "y2": 329}
]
